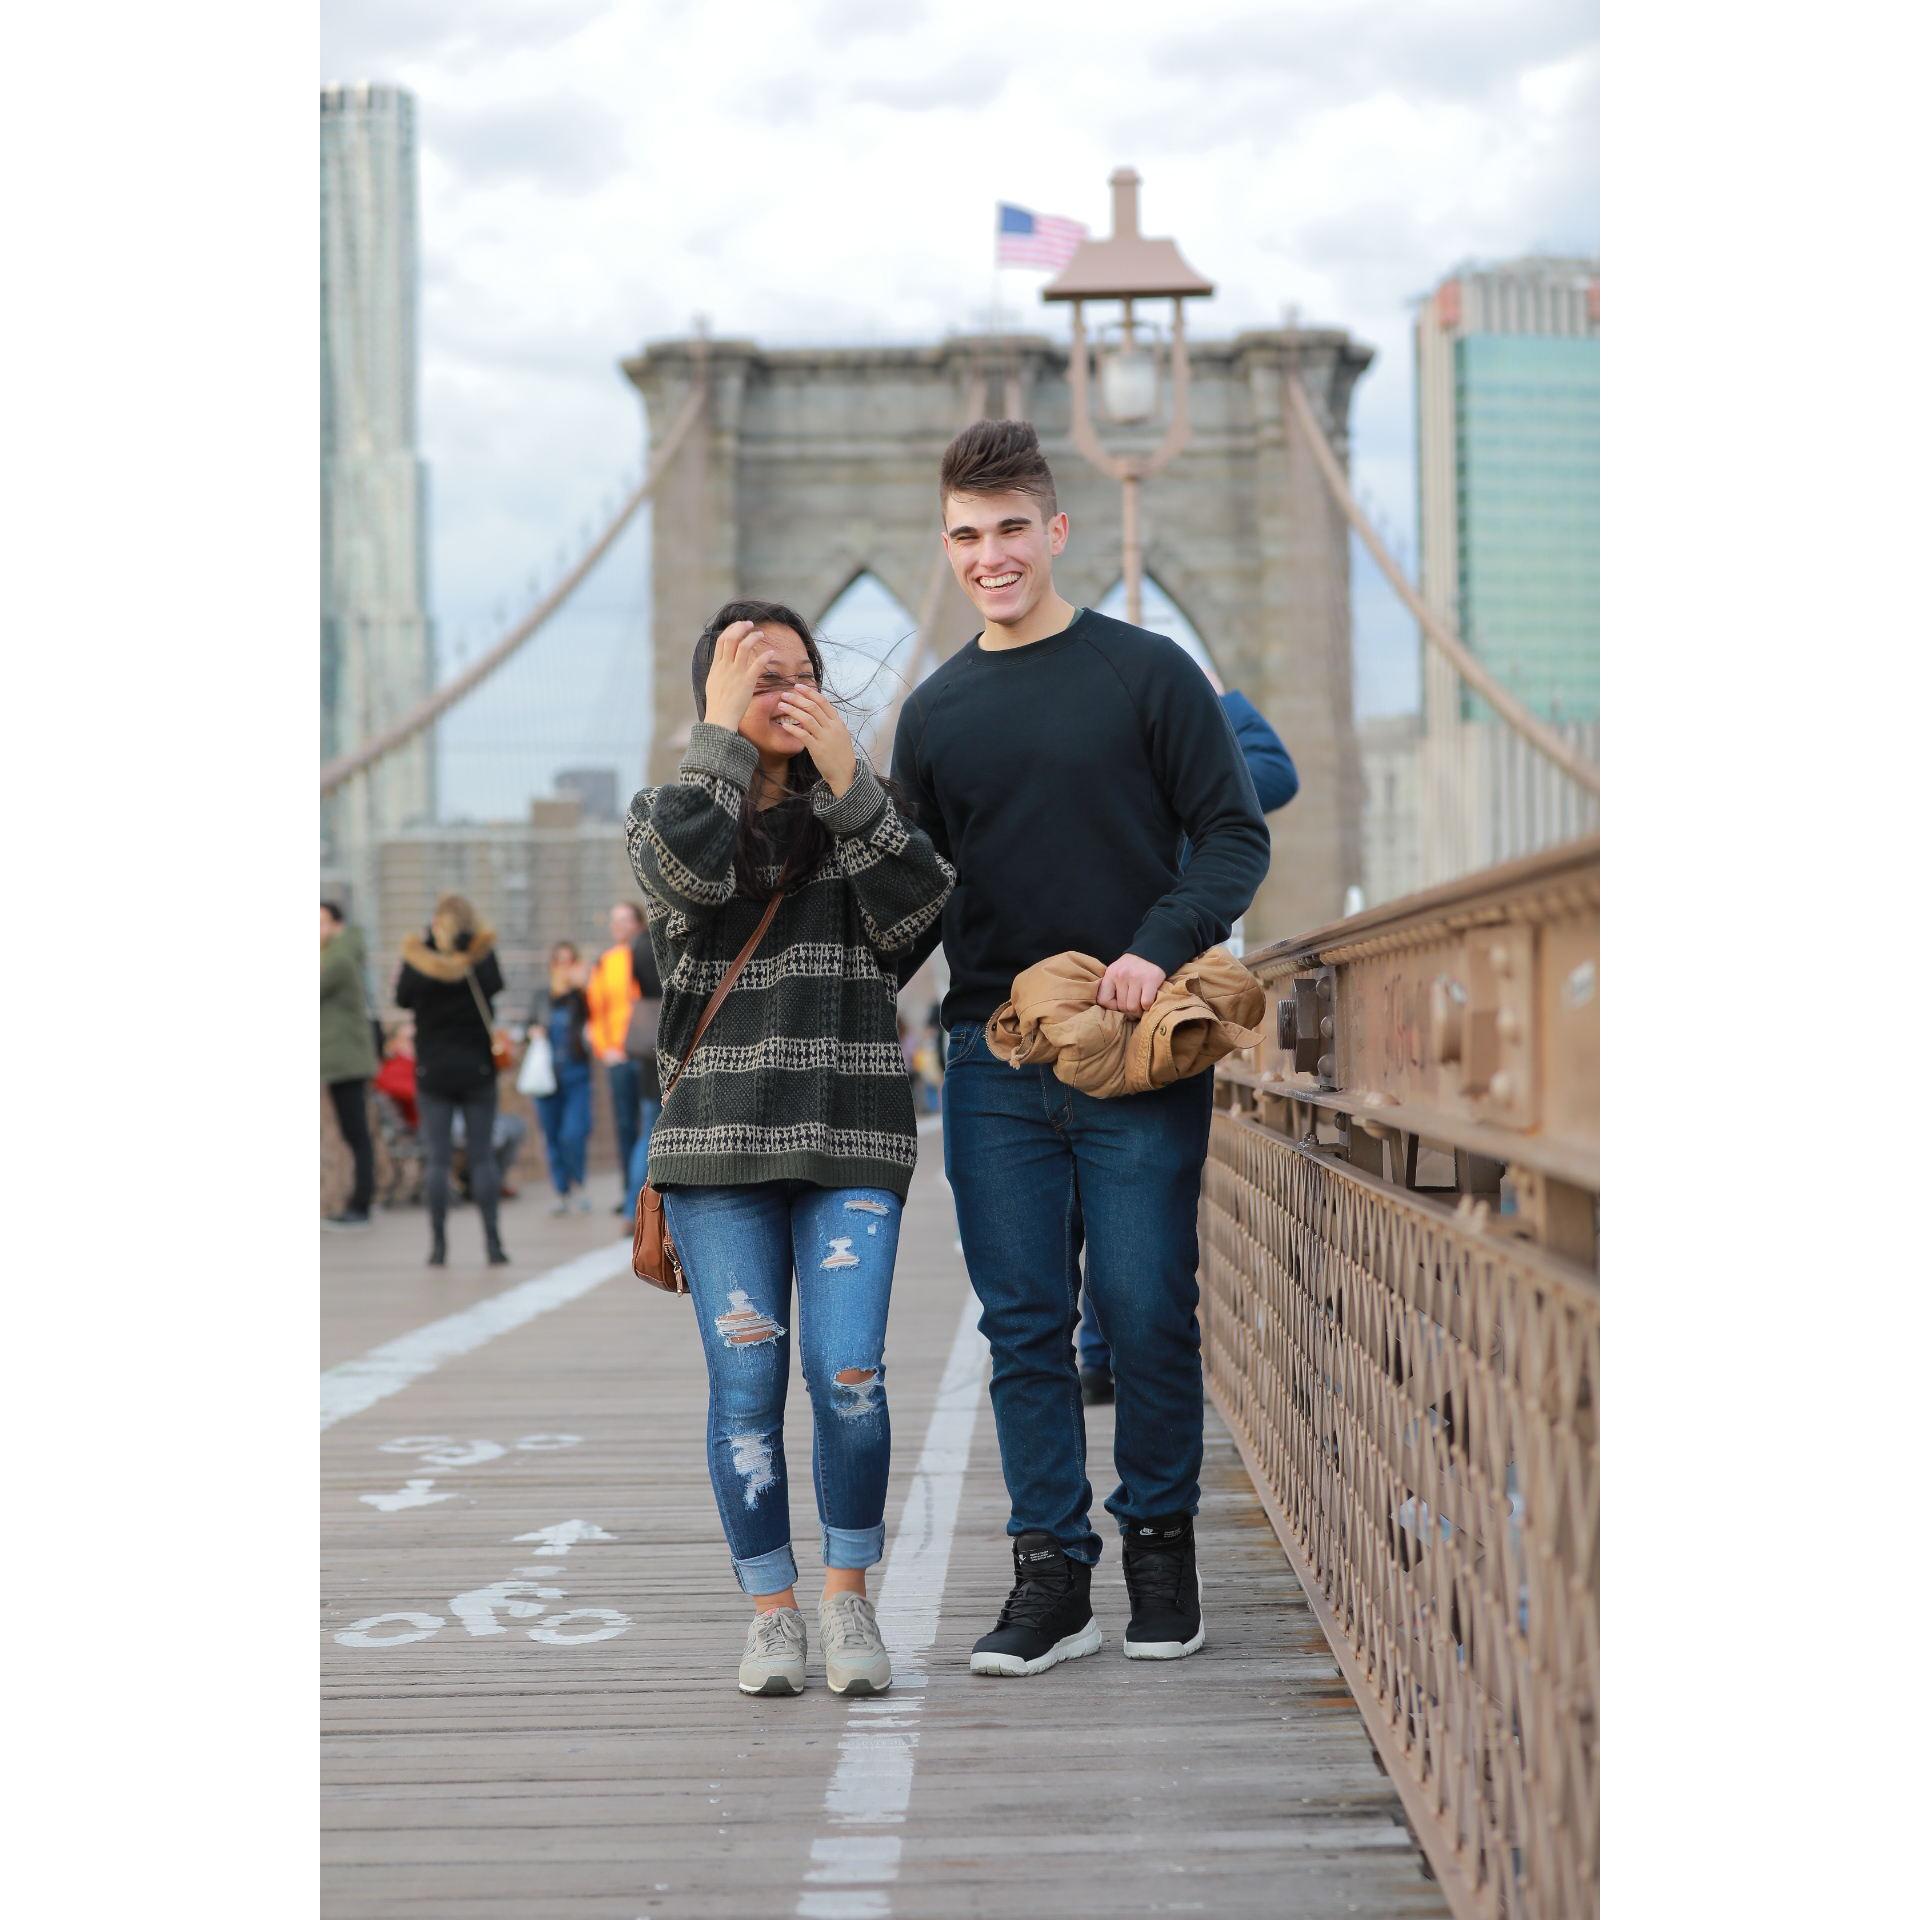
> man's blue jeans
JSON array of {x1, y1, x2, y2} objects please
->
[
  {"x1": 1077, "y1": 1290, "x2": 1113, "y2": 1373},
  {"x1": 606, "y1": 1058, "x2": 643, "y2": 1185},
  {"x1": 942, "y1": 1021, "x2": 1213, "y2": 1566},
  {"x1": 664, "y1": 1181, "x2": 902, "y2": 1596}
]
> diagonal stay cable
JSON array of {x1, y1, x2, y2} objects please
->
[
  {"x1": 1286, "y1": 372, "x2": 1600, "y2": 795},
  {"x1": 320, "y1": 378, "x2": 708, "y2": 797},
  {"x1": 867, "y1": 369, "x2": 991, "y2": 772}
]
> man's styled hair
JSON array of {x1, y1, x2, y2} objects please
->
[
  {"x1": 321, "y1": 900, "x2": 346, "y2": 925},
  {"x1": 939, "y1": 419, "x2": 1058, "y2": 520}
]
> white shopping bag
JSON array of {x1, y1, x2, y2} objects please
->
[{"x1": 516, "y1": 1030, "x2": 558, "y2": 1098}]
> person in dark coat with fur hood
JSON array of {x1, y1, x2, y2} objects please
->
[{"x1": 394, "y1": 893, "x2": 509, "y2": 1268}]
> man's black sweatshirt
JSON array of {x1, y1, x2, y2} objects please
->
[{"x1": 889, "y1": 607, "x2": 1271, "y2": 1027}]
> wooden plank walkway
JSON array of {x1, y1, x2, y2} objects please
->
[{"x1": 322, "y1": 1136, "x2": 1449, "y2": 1919}]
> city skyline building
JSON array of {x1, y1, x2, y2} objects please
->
[
  {"x1": 322, "y1": 80, "x2": 436, "y2": 879},
  {"x1": 1413, "y1": 255, "x2": 1599, "y2": 883}
]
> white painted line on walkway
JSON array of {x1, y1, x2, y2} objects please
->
[
  {"x1": 798, "y1": 1286, "x2": 989, "y2": 1920},
  {"x1": 320, "y1": 1241, "x2": 631, "y2": 1432}
]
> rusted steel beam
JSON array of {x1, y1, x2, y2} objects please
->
[{"x1": 1241, "y1": 836, "x2": 1598, "y2": 1225}]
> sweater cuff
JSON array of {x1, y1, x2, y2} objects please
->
[
  {"x1": 680, "y1": 722, "x2": 762, "y2": 791},
  {"x1": 811, "y1": 761, "x2": 887, "y2": 836},
  {"x1": 1127, "y1": 916, "x2": 1199, "y2": 981}
]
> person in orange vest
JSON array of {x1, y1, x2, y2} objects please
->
[{"x1": 587, "y1": 901, "x2": 646, "y2": 1216}]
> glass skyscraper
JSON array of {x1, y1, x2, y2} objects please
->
[
  {"x1": 1414, "y1": 257, "x2": 1599, "y2": 880},
  {"x1": 1450, "y1": 331, "x2": 1599, "y2": 722},
  {"x1": 321, "y1": 81, "x2": 435, "y2": 854}
]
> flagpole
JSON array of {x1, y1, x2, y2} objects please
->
[{"x1": 990, "y1": 202, "x2": 1003, "y2": 342}]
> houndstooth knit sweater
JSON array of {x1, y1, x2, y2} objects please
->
[{"x1": 626, "y1": 722, "x2": 955, "y2": 1198}]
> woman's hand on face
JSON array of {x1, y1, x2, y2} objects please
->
[
  {"x1": 703, "y1": 620, "x2": 774, "y2": 732},
  {"x1": 775, "y1": 684, "x2": 858, "y2": 795}
]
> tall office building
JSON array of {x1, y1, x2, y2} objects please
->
[
  {"x1": 321, "y1": 82, "x2": 435, "y2": 868},
  {"x1": 1414, "y1": 257, "x2": 1599, "y2": 883}
]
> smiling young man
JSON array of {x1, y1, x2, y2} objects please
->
[{"x1": 889, "y1": 419, "x2": 1270, "y2": 1677}]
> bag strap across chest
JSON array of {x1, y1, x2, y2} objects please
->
[{"x1": 659, "y1": 891, "x2": 785, "y2": 1107}]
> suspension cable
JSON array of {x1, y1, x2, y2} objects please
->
[
  {"x1": 1286, "y1": 373, "x2": 1600, "y2": 795},
  {"x1": 320, "y1": 378, "x2": 709, "y2": 797}
]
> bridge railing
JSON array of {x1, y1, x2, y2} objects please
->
[{"x1": 1199, "y1": 836, "x2": 1599, "y2": 1920}]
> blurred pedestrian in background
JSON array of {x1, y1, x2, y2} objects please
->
[
  {"x1": 453, "y1": 1107, "x2": 526, "y2": 1203},
  {"x1": 1078, "y1": 676, "x2": 1299, "y2": 1406},
  {"x1": 589, "y1": 901, "x2": 647, "y2": 1216},
  {"x1": 528, "y1": 940, "x2": 595, "y2": 1215},
  {"x1": 911, "y1": 1023, "x2": 944, "y2": 1115},
  {"x1": 321, "y1": 900, "x2": 378, "y2": 1230},
  {"x1": 395, "y1": 894, "x2": 509, "y2": 1269},
  {"x1": 620, "y1": 911, "x2": 664, "y2": 1222},
  {"x1": 373, "y1": 1017, "x2": 419, "y2": 1131},
  {"x1": 372, "y1": 1016, "x2": 424, "y2": 1206},
  {"x1": 898, "y1": 1015, "x2": 921, "y2": 1109}
]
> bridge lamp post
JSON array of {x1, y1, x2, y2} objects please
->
[{"x1": 1042, "y1": 167, "x2": 1214, "y2": 627}]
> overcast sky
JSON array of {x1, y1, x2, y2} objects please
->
[{"x1": 322, "y1": 0, "x2": 1598, "y2": 820}]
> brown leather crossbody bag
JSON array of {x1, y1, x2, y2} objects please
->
[{"x1": 631, "y1": 891, "x2": 785, "y2": 1294}]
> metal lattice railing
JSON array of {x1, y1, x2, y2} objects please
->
[{"x1": 1199, "y1": 839, "x2": 1599, "y2": 1920}]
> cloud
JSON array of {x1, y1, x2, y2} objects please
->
[
  {"x1": 320, "y1": 0, "x2": 611, "y2": 78},
  {"x1": 1149, "y1": 0, "x2": 1597, "y2": 109},
  {"x1": 810, "y1": 0, "x2": 932, "y2": 38},
  {"x1": 321, "y1": 0, "x2": 1598, "y2": 812},
  {"x1": 425, "y1": 91, "x2": 629, "y2": 195}
]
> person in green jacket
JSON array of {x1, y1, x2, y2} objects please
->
[{"x1": 322, "y1": 901, "x2": 380, "y2": 1228}]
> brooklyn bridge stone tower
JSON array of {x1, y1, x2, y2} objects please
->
[{"x1": 622, "y1": 325, "x2": 1371, "y2": 947}]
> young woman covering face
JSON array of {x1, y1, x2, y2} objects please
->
[{"x1": 625, "y1": 599, "x2": 954, "y2": 1697}]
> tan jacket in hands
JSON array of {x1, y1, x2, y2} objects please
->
[{"x1": 984, "y1": 947, "x2": 1267, "y2": 1098}]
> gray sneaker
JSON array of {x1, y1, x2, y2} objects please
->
[
  {"x1": 738, "y1": 1606, "x2": 807, "y2": 1696},
  {"x1": 818, "y1": 1591, "x2": 892, "y2": 1696}
]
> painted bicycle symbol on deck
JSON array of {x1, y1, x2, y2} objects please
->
[{"x1": 336, "y1": 1518, "x2": 628, "y2": 1649}]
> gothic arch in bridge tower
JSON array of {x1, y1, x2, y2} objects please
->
[
  {"x1": 1095, "y1": 571, "x2": 1220, "y2": 681},
  {"x1": 812, "y1": 570, "x2": 926, "y2": 747},
  {"x1": 622, "y1": 328, "x2": 1373, "y2": 941}
]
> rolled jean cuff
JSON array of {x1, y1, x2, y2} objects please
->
[
  {"x1": 733, "y1": 1542, "x2": 799, "y2": 1596},
  {"x1": 821, "y1": 1522, "x2": 886, "y2": 1571}
]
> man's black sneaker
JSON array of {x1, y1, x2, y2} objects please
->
[
  {"x1": 1121, "y1": 1513, "x2": 1205, "y2": 1659},
  {"x1": 1078, "y1": 1364, "x2": 1115, "y2": 1406},
  {"x1": 322, "y1": 1210, "x2": 371, "y2": 1231},
  {"x1": 969, "y1": 1530, "x2": 1102, "y2": 1676}
]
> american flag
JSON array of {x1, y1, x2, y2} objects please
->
[{"x1": 996, "y1": 203, "x2": 1087, "y2": 270}]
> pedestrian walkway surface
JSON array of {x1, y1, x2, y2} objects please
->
[{"x1": 321, "y1": 1133, "x2": 1449, "y2": 1919}]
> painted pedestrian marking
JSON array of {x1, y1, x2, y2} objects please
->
[
  {"x1": 335, "y1": 1519, "x2": 629, "y2": 1649},
  {"x1": 513, "y1": 1520, "x2": 618, "y2": 1556},
  {"x1": 360, "y1": 1478, "x2": 459, "y2": 1512}
]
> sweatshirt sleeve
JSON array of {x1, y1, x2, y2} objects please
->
[
  {"x1": 625, "y1": 722, "x2": 758, "y2": 931},
  {"x1": 1222, "y1": 690, "x2": 1300, "y2": 814},
  {"x1": 887, "y1": 702, "x2": 952, "y2": 984},
  {"x1": 1127, "y1": 650, "x2": 1271, "y2": 977},
  {"x1": 629, "y1": 931, "x2": 663, "y2": 1000},
  {"x1": 812, "y1": 757, "x2": 956, "y2": 961}
]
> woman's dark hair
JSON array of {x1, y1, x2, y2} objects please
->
[
  {"x1": 690, "y1": 599, "x2": 836, "y2": 902},
  {"x1": 688, "y1": 597, "x2": 924, "y2": 904}
]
